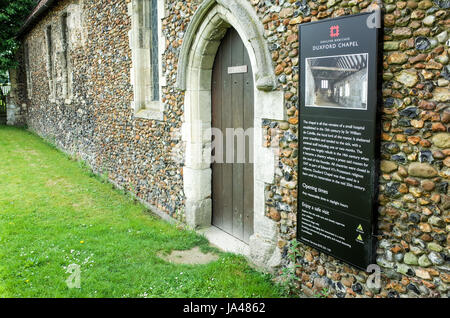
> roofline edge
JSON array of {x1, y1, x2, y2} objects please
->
[{"x1": 17, "y1": 0, "x2": 58, "y2": 39}]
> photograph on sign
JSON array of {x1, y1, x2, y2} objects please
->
[{"x1": 305, "y1": 53, "x2": 368, "y2": 110}]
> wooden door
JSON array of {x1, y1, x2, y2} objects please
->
[{"x1": 211, "y1": 28, "x2": 254, "y2": 243}]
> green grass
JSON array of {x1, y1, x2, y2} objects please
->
[{"x1": 0, "y1": 126, "x2": 283, "y2": 298}]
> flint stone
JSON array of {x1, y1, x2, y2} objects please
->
[
  {"x1": 404, "y1": 252, "x2": 419, "y2": 265},
  {"x1": 408, "y1": 162, "x2": 438, "y2": 178},
  {"x1": 432, "y1": 133, "x2": 450, "y2": 148},
  {"x1": 395, "y1": 70, "x2": 418, "y2": 87},
  {"x1": 381, "y1": 160, "x2": 398, "y2": 173},
  {"x1": 433, "y1": 87, "x2": 450, "y2": 102}
]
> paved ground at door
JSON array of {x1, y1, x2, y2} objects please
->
[{"x1": 0, "y1": 126, "x2": 283, "y2": 298}]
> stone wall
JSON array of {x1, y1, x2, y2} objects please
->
[
  {"x1": 16, "y1": 0, "x2": 449, "y2": 298},
  {"x1": 18, "y1": 0, "x2": 187, "y2": 220}
]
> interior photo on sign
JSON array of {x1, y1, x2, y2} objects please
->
[{"x1": 305, "y1": 53, "x2": 368, "y2": 110}]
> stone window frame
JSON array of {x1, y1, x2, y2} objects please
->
[
  {"x1": 24, "y1": 42, "x2": 32, "y2": 99},
  {"x1": 45, "y1": 24, "x2": 56, "y2": 103},
  {"x1": 128, "y1": 0, "x2": 167, "y2": 121},
  {"x1": 44, "y1": 4, "x2": 80, "y2": 105},
  {"x1": 59, "y1": 10, "x2": 72, "y2": 104}
]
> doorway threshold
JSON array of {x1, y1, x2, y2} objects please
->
[{"x1": 198, "y1": 226, "x2": 250, "y2": 257}]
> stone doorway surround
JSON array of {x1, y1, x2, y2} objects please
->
[{"x1": 176, "y1": 0, "x2": 285, "y2": 271}]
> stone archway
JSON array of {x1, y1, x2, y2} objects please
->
[{"x1": 177, "y1": 0, "x2": 285, "y2": 271}]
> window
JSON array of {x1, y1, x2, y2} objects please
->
[
  {"x1": 339, "y1": 86, "x2": 343, "y2": 97},
  {"x1": 361, "y1": 78, "x2": 367, "y2": 104},
  {"x1": 345, "y1": 82, "x2": 350, "y2": 97},
  {"x1": 150, "y1": 1, "x2": 159, "y2": 101},
  {"x1": 321, "y1": 80, "x2": 328, "y2": 89},
  {"x1": 60, "y1": 12, "x2": 71, "y2": 101},
  {"x1": 24, "y1": 43, "x2": 32, "y2": 98},
  {"x1": 46, "y1": 25, "x2": 55, "y2": 100},
  {"x1": 129, "y1": 0, "x2": 165, "y2": 120}
]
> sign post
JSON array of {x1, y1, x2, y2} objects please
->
[{"x1": 298, "y1": 12, "x2": 379, "y2": 270}]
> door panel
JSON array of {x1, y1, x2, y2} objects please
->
[
  {"x1": 211, "y1": 28, "x2": 254, "y2": 243},
  {"x1": 243, "y1": 49, "x2": 254, "y2": 243}
]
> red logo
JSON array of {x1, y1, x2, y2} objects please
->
[{"x1": 330, "y1": 25, "x2": 340, "y2": 38}]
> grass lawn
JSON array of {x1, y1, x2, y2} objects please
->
[{"x1": 0, "y1": 125, "x2": 283, "y2": 298}]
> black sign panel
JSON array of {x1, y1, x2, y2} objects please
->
[{"x1": 298, "y1": 12, "x2": 379, "y2": 270}]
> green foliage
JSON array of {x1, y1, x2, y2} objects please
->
[
  {"x1": 0, "y1": 70, "x2": 9, "y2": 84},
  {"x1": 276, "y1": 240, "x2": 302, "y2": 296},
  {"x1": 0, "y1": 125, "x2": 283, "y2": 298},
  {"x1": 0, "y1": 0, "x2": 37, "y2": 74},
  {"x1": 314, "y1": 287, "x2": 330, "y2": 298}
]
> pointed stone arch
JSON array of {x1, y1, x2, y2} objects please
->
[
  {"x1": 176, "y1": 0, "x2": 276, "y2": 92},
  {"x1": 177, "y1": 0, "x2": 285, "y2": 271}
]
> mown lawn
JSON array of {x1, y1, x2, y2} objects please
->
[{"x1": 0, "y1": 126, "x2": 283, "y2": 298}]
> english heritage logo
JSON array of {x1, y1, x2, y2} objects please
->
[{"x1": 330, "y1": 25, "x2": 340, "y2": 38}]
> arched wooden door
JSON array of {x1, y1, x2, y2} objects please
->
[{"x1": 211, "y1": 28, "x2": 254, "y2": 243}]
